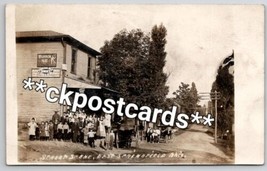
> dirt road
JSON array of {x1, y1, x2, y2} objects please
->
[
  {"x1": 139, "y1": 124, "x2": 234, "y2": 164},
  {"x1": 18, "y1": 124, "x2": 234, "y2": 164},
  {"x1": 171, "y1": 124, "x2": 230, "y2": 158}
]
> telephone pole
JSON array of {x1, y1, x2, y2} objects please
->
[
  {"x1": 214, "y1": 91, "x2": 218, "y2": 143},
  {"x1": 211, "y1": 91, "x2": 220, "y2": 143},
  {"x1": 199, "y1": 91, "x2": 220, "y2": 143}
]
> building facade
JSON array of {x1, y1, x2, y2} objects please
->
[{"x1": 16, "y1": 31, "x2": 102, "y2": 122}]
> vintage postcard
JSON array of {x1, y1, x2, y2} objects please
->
[{"x1": 6, "y1": 4, "x2": 264, "y2": 165}]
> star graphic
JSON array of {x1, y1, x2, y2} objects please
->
[
  {"x1": 22, "y1": 77, "x2": 35, "y2": 90},
  {"x1": 191, "y1": 112, "x2": 202, "y2": 124},
  {"x1": 35, "y1": 79, "x2": 47, "y2": 93},
  {"x1": 203, "y1": 114, "x2": 215, "y2": 126}
]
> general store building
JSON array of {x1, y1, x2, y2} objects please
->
[{"x1": 16, "y1": 31, "x2": 113, "y2": 122}]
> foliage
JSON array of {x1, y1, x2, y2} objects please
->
[
  {"x1": 173, "y1": 82, "x2": 200, "y2": 113},
  {"x1": 211, "y1": 52, "x2": 234, "y2": 134},
  {"x1": 144, "y1": 24, "x2": 169, "y2": 108},
  {"x1": 98, "y1": 25, "x2": 169, "y2": 108}
]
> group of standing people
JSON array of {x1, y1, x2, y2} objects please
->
[
  {"x1": 27, "y1": 110, "x2": 115, "y2": 150},
  {"x1": 27, "y1": 110, "x2": 174, "y2": 150},
  {"x1": 146, "y1": 126, "x2": 172, "y2": 143}
]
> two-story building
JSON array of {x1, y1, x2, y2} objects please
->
[{"x1": 16, "y1": 31, "x2": 115, "y2": 122}]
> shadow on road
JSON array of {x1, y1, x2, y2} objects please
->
[{"x1": 209, "y1": 141, "x2": 234, "y2": 162}]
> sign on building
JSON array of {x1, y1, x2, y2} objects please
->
[
  {"x1": 31, "y1": 68, "x2": 61, "y2": 78},
  {"x1": 37, "y1": 54, "x2": 57, "y2": 67}
]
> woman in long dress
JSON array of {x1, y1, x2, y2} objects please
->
[{"x1": 27, "y1": 118, "x2": 38, "y2": 141}]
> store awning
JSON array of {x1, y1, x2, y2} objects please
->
[{"x1": 64, "y1": 77, "x2": 101, "y2": 89}]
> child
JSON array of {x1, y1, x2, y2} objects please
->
[
  {"x1": 27, "y1": 118, "x2": 38, "y2": 141},
  {"x1": 44, "y1": 121, "x2": 49, "y2": 141},
  {"x1": 39, "y1": 121, "x2": 46, "y2": 141},
  {"x1": 35, "y1": 124, "x2": 40, "y2": 140},
  {"x1": 88, "y1": 129, "x2": 96, "y2": 148},
  {"x1": 167, "y1": 127, "x2": 172, "y2": 140},
  {"x1": 152, "y1": 129, "x2": 160, "y2": 143}
]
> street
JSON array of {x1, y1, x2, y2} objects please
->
[
  {"x1": 18, "y1": 124, "x2": 234, "y2": 164},
  {"x1": 139, "y1": 124, "x2": 234, "y2": 164}
]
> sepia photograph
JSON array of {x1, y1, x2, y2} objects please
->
[{"x1": 6, "y1": 4, "x2": 264, "y2": 165}]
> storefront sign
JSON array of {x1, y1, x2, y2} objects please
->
[
  {"x1": 37, "y1": 54, "x2": 57, "y2": 67},
  {"x1": 31, "y1": 68, "x2": 61, "y2": 78}
]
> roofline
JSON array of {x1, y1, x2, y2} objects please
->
[
  {"x1": 65, "y1": 76, "x2": 102, "y2": 89},
  {"x1": 16, "y1": 33, "x2": 101, "y2": 57},
  {"x1": 65, "y1": 76, "x2": 120, "y2": 94}
]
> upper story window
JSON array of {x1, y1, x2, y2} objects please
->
[
  {"x1": 71, "y1": 48, "x2": 77, "y2": 74},
  {"x1": 87, "y1": 56, "x2": 91, "y2": 79}
]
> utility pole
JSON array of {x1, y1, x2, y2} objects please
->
[
  {"x1": 211, "y1": 91, "x2": 220, "y2": 143},
  {"x1": 199, "y1": 91, "x2": 220, "y2": 143},
  {"x1": 214, "y1": 90, "x2": 218, "y2": 143}
]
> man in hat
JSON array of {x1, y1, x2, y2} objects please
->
[{"x1": 52, "y1": 110, "x2": 61, "y2": 124}]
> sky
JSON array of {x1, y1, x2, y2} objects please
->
[{"x1": 15, "y1": 5, "x2": 242, "y2": 103}]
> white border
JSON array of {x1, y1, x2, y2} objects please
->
[{"x1": 0, "y1": 0, "x2": 266, "y2": 170}]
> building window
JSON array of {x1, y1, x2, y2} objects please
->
[
  {"x1": 71, "y1": 48, "x2": 77, "y2": 74},
  {"x1": 87, "y1": 56, "x2": 91, "y2": 79}
]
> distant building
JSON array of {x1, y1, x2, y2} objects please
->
[{"x1": 16, "y1": 31, "x2": 115, "y2": 122}]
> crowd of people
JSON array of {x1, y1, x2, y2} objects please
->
[
  {"x1": 27, "y1": 110, "x2": 173, "y2": 150},
  {"x1": 27, "y1": 110, "x2": 115, "y2": 150},
  {"x1": 145, "y1": 126, "x2": 172, "y2": 143}
]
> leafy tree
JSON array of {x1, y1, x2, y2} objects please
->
[
  {"x1": 98, "y1": 25, "x2": 169, "y2": 109},
  {"x1": 142, "y1": 24, "x2": 169, "y2": 108},
  {"x1": 173, "y1": 82, "x2": 200, "y2": 114},
  {"x1": 98, "y1": 29, "x2": 149, "y2": 105},
  {"x1": 190, "y1": 82, "x2": 199, "y2": 111},
  {"x1": 211, "y1": 51, "x2": 234, "y2": 135}
]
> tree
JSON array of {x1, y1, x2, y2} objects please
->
[
  {"x1": 211, "y1": 51, "x2": 234, "y2": 136},
  {"x1": 98, "y1": 29, "x2": 150, "y2": 105},
  {"x1": 98, "y1": 25, "x2": 169, "y2": 109},
  {"x1": 142, "y1": 24, "x2": 169, "y2": 108},
  {"x1": 190, "y1": 82, "x2": 199, "y2": 111},
  {"x1": 173, "y1": 82, "x2": 200, "y2": 114}
]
